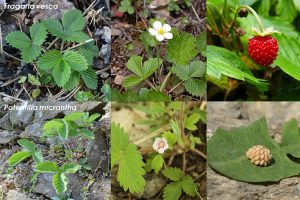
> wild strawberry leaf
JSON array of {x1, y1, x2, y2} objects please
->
[
  {"x1": 43, "y1": 10, "x2": 88, "y2": 42},
  {"x1": 111, "y1": 123, "x2": 146, "y2": 194},
  {"x1": 151, "y1": 154, "x2": 164, "y2": 173},
  {"x1": 123, "y1": 56, "x2": 162, "y2": 87},
  {"x1": 6, "y1": 23, "x2": 47, "y2": 62},
  {"x1": 172, "y1": 61, "x2": 206, "y2": 97},
  {"x1": 208, "y1": 117, "x2": 300, "y2": 182},
  {"x1": 81, "y1": 68, "x2": 98, "y2": 90},
  {"x1": 166, "y1": 32, "x2": 198, "y2": 65}
]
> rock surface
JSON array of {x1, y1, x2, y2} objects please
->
[
  {"x1": 6, "y1": 190, "x2": 34, "y2": 200},
  {"x1": 207, "y1": 102, "x2": 300, "y2": 200},
  {"x1": 0, "y1": 130, "x2": 19, "y2": 144}
]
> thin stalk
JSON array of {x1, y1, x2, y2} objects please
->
[
  {"x1": 160, "y1": 71, "x2": 172, "y2": 92},
  {"x1": 240, "y1": 5, "x2": 264, "y2": 32}
]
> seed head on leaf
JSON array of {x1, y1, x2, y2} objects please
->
[{"x1": 246, "y1": 145, "x2": 272, "y2": 167}]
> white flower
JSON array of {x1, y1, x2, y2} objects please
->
[
  {"x1": 153, "y1": 137, "x2": 169, "y2": 154},
  {"x1": 149, "y1": 21, "x2": 173, "y2": 42}
]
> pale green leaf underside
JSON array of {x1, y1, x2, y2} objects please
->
[{"x1": 208, "y1": 117, "x2": 300, "y2": 182}]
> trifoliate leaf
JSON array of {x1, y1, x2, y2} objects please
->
[
  {"x1": 208, "y1": 117, "x2": 300, "y2": 182},
  {"x1": 151, "y1": 154, "x2": 164, "y2": 173},
  {"x1": 181, "y1": 175, "x2": 197, "y2": 197},
  {"x1": 28, "y1": 74, "x2": 41, "y2": 86},
  {"x1": 6, "y1": 23, "x2": 47, "y2": 62},
  {"x1": 8, "y1": 152, "x2": 32, "y2": 166},
  {"x1": 35, "y1": 161, "x2": 61, "y2": 173},
  {"x1": 112, "y1": 123, "x2": 146, "y2": 194},
  {"x1": 43, "y1": 10, "x2": 88, "y2": 42},
  {"x1": 119, "y1": 0, "x2": 134, "y2": 14},
  {"x1": 52, "y1": 173, "x2": 68, "y2": 194},
  {"x1": 184, "y1": 113, "x2": 201, "y2": 130},
  {"x1": 162, "y1": 167, "x2": 184, "y2": 181},
  {"x1": 163, "y1": 181, "x2": 182, "y2": 200},
  {"x1": 81, "y1": 68, "x2": 98, "y2": 89},
  {"x1": 123, "y1": 56, "x2": 162, "y2": 87},
  {"x1": 167, "y1": 32, "x2": 198, "y2": 65}
]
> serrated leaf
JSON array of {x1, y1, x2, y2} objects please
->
[
  {"x1": 52, "y1": 173, "x2": 68, "y2": 194},
  {"x1": 111, "y1": 123, "x2": 145, "y2": 193},
  {"x1": 143, "y1": 57, "x2": 162, "y2": 77},
  {"x1": 81, "y1": 68, "x2": 98, "y2": 89},
  {"x1": 127, "y1": 56, "x2": 144, "y2": 77},
  {"x1": 62, "y1": 163, "x2": 81, "y2": 173},
  {"x1": 22, "y1": 45, "x2": 43, "y2": 63},
  {"x1": 63, "y1": 50, "x2": 88, "y2": 72},
  {"x1": 18, "y1": 139, "x2": 36, "y2": 152},
  {"x1": 35, "y1": 161, "x2": 61, "y2": 173},
  {"x1": 162, "y1": 167, "x2": 184, "y2": 181},
  {"x1": 139, "y1": 89, "x2": 171, "y2": 102},
  {"x1": 63, "y1": 71, "x2": 80, "y2": 91},
  {"x1": 30, "y1": 23, "x2": 47, "y2": 45},
  {"x1": 208, "y1": 117, "x2": 300, "y2": 182},
  {"x1": 42, "y1": 19, "x2": 64, "y2": 38},
  {"x1": 181, "y1": 175, "x2": 197, "y2": 197},
  {"x1": 62, "y1": 10, "x2": 84, "y2": 33},
  {"x1": 167, "y1": 32, "x2": 197, "y2": 65},
  {"x1": 53, "y1": 60, "x2": 71, "y2": 87},
  {"x1": 163, "y1": 182, "x2": 182, "y2": 200},
  {"x1": 184, "y1": 113, "x2": 200, "y2": 130},
  {"x1": 8, "y1": 152, "x2": 32, "y2": 166},
  {"x1": 42, "y1": 119, "x2": 64, "y2": 137},
  {"x1": 6, "y1": 32, "x2": 31, "y2": 49},
  {"x1": 37, "y1": 50, "x2": 62, "y2": 71},
  {"x1": 151, "y1": 154, "x2": 164, "y2": 173},
  {"x1": 122, "y1": 75, "x2": 144, "y2": 87}
]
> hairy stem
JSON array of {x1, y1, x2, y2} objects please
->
[{"x1": 240, "y1": 5, "x2": 264, "y2": 32}]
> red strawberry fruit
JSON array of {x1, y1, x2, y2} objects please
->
[{"x1": 248, "y1": 35, "x2": 279, "y2": 66}]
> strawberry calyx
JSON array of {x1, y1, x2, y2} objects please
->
[{"x1": 252, "y1": 26, "x2": 280, "y2": 37}]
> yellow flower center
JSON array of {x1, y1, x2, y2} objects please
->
[
  {"x1": 158, "y1": 28, "x2": 165, "y2": 35},
  {"x1": 158, "y1": 141, "x2": 165, "y2": 148}
]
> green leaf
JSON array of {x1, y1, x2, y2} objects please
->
[
  {"x1": 43, "y1": 10, "x2": 88, "y2": 42},
  {"x1": 28, "y1": 74, "x2": 41, "y2": 86},
  {"x1": 162, "y1": 131, "x2": 178, "y2": 150},
  {"x1": 6, "y1": 32, "x2": 31, "y2": 49},
  {"x1": 123, "y1": 56, "x2": 162, "y2": 87},
  {"x1": 35, "y1": 161, "x2": 61, "y2": 173},
  {"x1": 30, "y1": 23, "x2": 47, "y2": 46},
  {"x1": 181, "y1": 175, "x2": 197, "y2": 197},
  {"x1": 78, "y1": 129, "x2": 95, "y2": 139},
  {"x1": 184, "y1": 113, "x2": 200, "y2": 130},
  {"x1": 208, "y1": 117, "x2": 300, "y2": 182},
  {"x1": 81, "y1": 68, "x2": 98, "y2": 89},
  {"x1": 163, "y1": 181, "x2": 182, "y2": 200},
  {"x1": 42, "y1": 119, "x2": 64, "y2": 137},
  {"x1": 37, "y1": 50, "x2": 62, "y2": 71},
  {"x1": 111, "y1": 123, "x2": 146, "y2": 193},
  {"x1": 64, "y1": 112, "x2": 85, "y2": 121},
  {"x1": 170, "y1": 119, "x2": 180, "y2": 136},
  {"x1": 18, "y1": 139, "x2": 36, "y2": 152},
  {"x1": 74, "y1": 91, "x2": 95, "y2": 101},
  {"x1": 151, "y1": 154, "x2": 164, "y2": 173},
  {"x1": 207, "y1": 45, "x2": 267, "y2": 90},
  {"x1": 32, "y1": 88, "x2": 41, "y2": 99},
  {"x1": 32, "y1": 151, "x2": 44, "y2": 164},
  {"x1": 88, "y1": 114, "x2": 101, "y2": 122},
  {"x1": 63, "y1": 71, "x2": 80, "y2": 91},
  {"x1": 8, "y1": 152, "x2": 32, "y2": 166},
  {"x1": 53, "y1": 61, "x2": 71, "y2": 87},
  {"x1": 119, "y1": 0, "x2": 134, "y2": 14},
  {"x1": 57, "y1": 119, "x2": 69, "y2": 139},
  {"x1": 63, "y1": 50, "x2": 88, "y2": 72},
  {"x1": 62, "y1": 163, "x2": 81, "y2": 173},
  {"x1": 52, "y1": 173, "x2": 68, "y2": 194},
  {"x1": 258, "y1": 0, "x2": 271, "y2": 17},
  {"x1": 276, "y1": 0, "x2": 297, "y2": 23},
  {"x1": 162, "y1": 167, "x2": 184, "y2": 181},
  {"x1": 167, "y1": 32, "x2": 198, "y2": 65}
]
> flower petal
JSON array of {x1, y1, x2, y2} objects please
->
[
  {"x1": 164, "y1": 32, "x2": 173, "y2": 39},
  {"x1": 153, "y1": 21, "x2": 162, "y2": 30},
  {"x1": 156, "y1": 34, "x2": 164, "y2": 41},
  {"x1": 163, "y1": 24, "x2": 171, "y2": 32},
  {"x1": 149, "y1": 28, "x2": 158, "y2": 36}
]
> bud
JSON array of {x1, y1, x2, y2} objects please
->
[{"x1": 238, "y1": 8, "x2": 248, "y2": 18}]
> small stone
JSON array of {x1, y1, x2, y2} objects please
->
[
  {"x1": 114, "y1": 75, "x2": 125, "y2": 85},
  {"x1": 246, "y1": 145, "x2": 272, "y2": 167},
  {"x1": 6, "y1": 189, "x2": 34, "y2": 200}
]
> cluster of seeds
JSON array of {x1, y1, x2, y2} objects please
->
[{"x1": 246, "y1": 145, "x2": 272, "y2": 167}]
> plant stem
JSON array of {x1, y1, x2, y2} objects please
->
[
  {"x1": 240, "y1": 5, "x2": 264, "y2": 32},
  {"x1": 160, "y1": 71, "x2": 172, "y2": 92}
]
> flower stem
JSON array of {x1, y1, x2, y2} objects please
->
[
  {"x1": 160, "y1": 71, "x2": 172, "y2": 92},
  {"x1": 240, "y1": 5, "x2": 264, "y2": 32}
]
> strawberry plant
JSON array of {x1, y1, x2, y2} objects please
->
[
  {"x1": 207, "y1": 0, "x2": 300, "y2": 100},
  {"x1": 5, "y1": 9, "x2": 99, "y2": 93},
  {"x1": 7, "y1": 111, "x2": 100, "y2": 199},
  {"x1": 111, "y1": 102, "x2": 206, "y2": 199}
]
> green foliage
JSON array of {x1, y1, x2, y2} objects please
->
[
  {"x1": 119, "y1": 0, "x2": 134, "y2": 14},
  {"x1": 112, "y1": 88, "x2": 171, "y2": 102},
  {"x1": 167, "y1": 32, "x2": 198, "y2": 65},
  {"x1": 184, "y1": 113, "x2": 201, "y2": 131},
  {"x1": 6, "y1": 23, "x2": 47, "y2": 62},
  {"x1": 151, "y1": 154, "x2": 164, "y2": 173},
  {"x1": 162, "y1": 167, "x2": 197, "y2": 200},
  {"x1": 173, "y1": 61, "x2": 206, "y2": 97},
  {"x1": 123, "y1": 56, "x2": 162, "y2": 87},
  {"x1": 111, "y1": 123, "x2": 146, "y2": 193},
  {"x1": 42, "y1": 10, "x2": 88, "y2": 42},
  {"x1": 5, "y1": 9, "x2": 98, "y2": 92},
  {"x1": 74, "y1": 91, "x2": 95, "y2": 101},
  {"x1": 8, "y1": 139, "x2": 43, "y2": 166},
  {"x1": 101, "y1": 83, "x2": 111, "y2": 102},
  {"x1": 208, "y1": 117, "x2": 300, "y2": 182}
]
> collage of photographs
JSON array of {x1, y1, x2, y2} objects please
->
[{"x1": 0, "y1": 0, "x2": 299, "y2": 200}]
